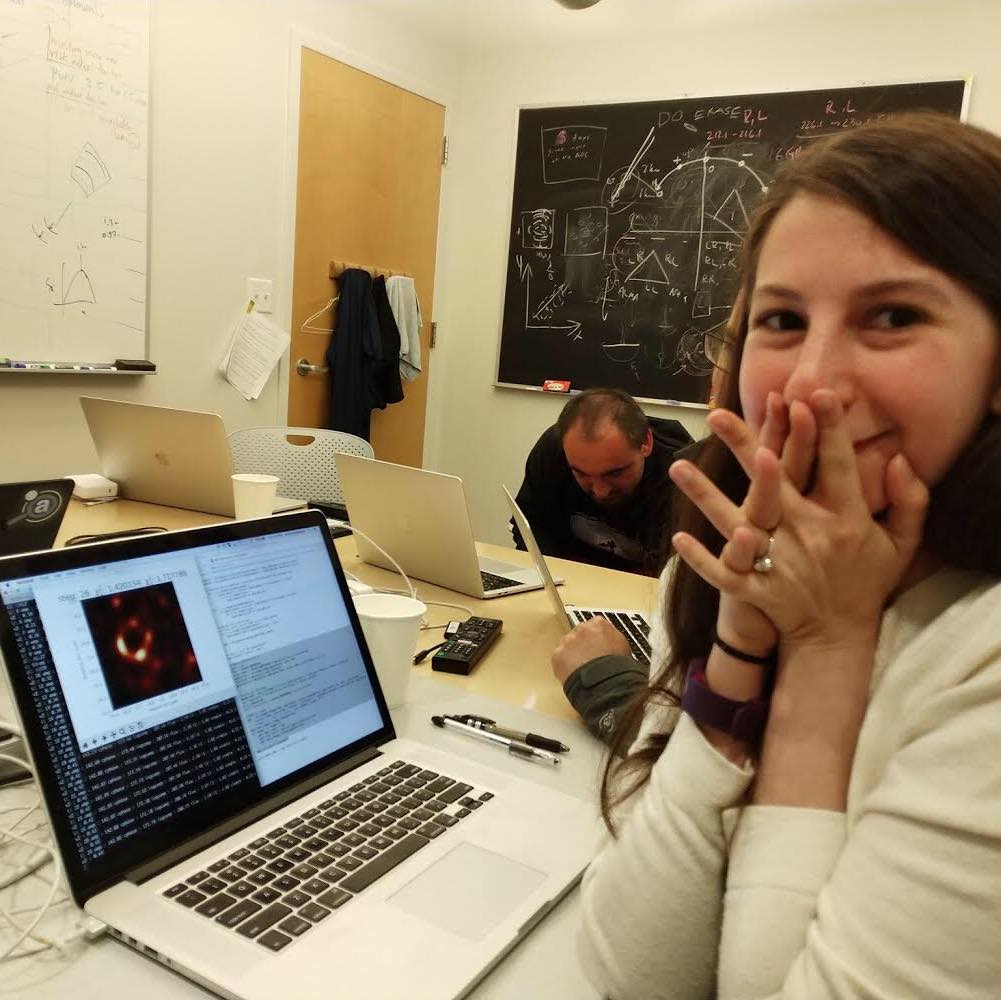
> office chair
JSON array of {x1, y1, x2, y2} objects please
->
[{"x1": 227, "y1": 426, "x2": 373, "y2": 508}]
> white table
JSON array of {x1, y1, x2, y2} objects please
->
[
  {"x1": 1, "y1": 497, "x2": 654, "y2": 997},
  {"x1": 2, "y1": 678, "x2": 606, "y2": 1000}
]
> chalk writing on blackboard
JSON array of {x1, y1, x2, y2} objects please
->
[{"x1": 497, "y1": 81, "x2": 967, "y2": 404}]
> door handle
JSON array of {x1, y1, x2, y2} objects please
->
[{"x1": 296, "y1": 358, "x2": 329, "y2": 376}]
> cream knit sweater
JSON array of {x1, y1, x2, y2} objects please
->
[{"x1": 579, "y1": 567, "x2": 1001, "y2": 999}]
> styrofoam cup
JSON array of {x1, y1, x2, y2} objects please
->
[
  {"x1": 353, "y1": 593, "x2": 426, "y2": 709},
  {"x1": 231, "y1": 473, "x2": 279, "y2": 519}
]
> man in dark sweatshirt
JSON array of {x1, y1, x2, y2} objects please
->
[
  {"x1": 511, "y1": 387, "x2": 691, "y2": 576},
  {"x1": 511, "y1": 388, "x2": 695, "y2": 746}
]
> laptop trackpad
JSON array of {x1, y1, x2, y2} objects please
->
[{"x1": 389, "y1": 842, "x2": 547, "y2": 941}]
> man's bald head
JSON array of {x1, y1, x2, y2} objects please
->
[{"x1": 558, "y1": 390, "x2": 653, "y2": 506}]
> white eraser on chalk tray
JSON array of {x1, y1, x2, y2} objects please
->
[{"x1": 66, "y1": 473, "x2": 118, "y2": 500}]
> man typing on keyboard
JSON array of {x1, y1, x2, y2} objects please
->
[
  {"x1": 537, "y1": 376, "x2": 724, "y2": 746},
  {"x1": 511, "y1": 389, "x2": 691, "y2": 575},
  {"x1": 553, "y1": 617, "x2": 650, "y2": 747}
]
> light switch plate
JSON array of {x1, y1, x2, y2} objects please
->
[{"x1": 246, "y1": 277, "x2": 273, "y2": 314}]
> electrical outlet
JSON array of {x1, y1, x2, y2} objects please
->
[{"x1": 246, "y1": 277, "x2": 273, "y2": 314}]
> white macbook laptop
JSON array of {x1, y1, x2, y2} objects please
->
[
  {"x1": 335, "y1": 454, "x2": 550, "y2": 599},
  {"x1": 0, "y1": 510, "x2": 596, "y2": 1000},
  {"x1": 80, "y1": 397, "x2": 303, "y2": 517},
  {"x1": 504, "y1": 486, "x2": 652, "y2": 665}
]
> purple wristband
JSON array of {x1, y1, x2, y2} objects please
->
[{"x1": 681, "y1": 658, "x2": 770, "y2": 744}]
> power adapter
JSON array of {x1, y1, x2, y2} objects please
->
[{"x1": 66, "y1": 473, "x2": 118, "y2": 500}]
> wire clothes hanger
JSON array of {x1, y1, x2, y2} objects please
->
[
  {"x1": 302, "y1": 261, "x2": 413, "y2": 334},
  {"x1": 301, "y1": 297, "x2": 337, "y2": 334}
]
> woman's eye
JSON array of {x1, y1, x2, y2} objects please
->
[
  {"x1": 758, "y1": 310, "x2": 805, "y2": 332},
  {"x1": 872, "y1": 306, "x2": 922, "y2": 329}
]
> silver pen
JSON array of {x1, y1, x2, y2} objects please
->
[
  {"x1": 431, "y1": 715, "x2": 560, "y2": 766},
  {"x1": 453, "y1": 714, "x2": 570, "y2": 753}
]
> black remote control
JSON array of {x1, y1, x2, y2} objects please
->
[{"x1": 431, "y1": 617, "x2": 502, "y2": 675}]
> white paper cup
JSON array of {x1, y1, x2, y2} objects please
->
[
  {"x1": 231, "y1": 473, "x2": 280, "y2": 519},
  {"x1": 353, "y1": 593, "x2": 426, "y2": 709}
]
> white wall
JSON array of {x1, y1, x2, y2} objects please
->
[
  {"x1": 426, "y1": 0, "x2": 1001, "y2": 544},
  {"x1": 0, "y1": 0, "x2": 463, "y2": 479},
  {"x1": 6, "y1": 0, "x2": 1001, "y2": 551}
]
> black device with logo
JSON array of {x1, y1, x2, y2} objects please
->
[
  {"x1": 431, "y1": 617, "x2": 503, "y2": 675},
  {"x1": 0, "y1": 479, "x2": 73, "y2": 557}
]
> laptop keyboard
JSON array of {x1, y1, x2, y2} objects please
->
[
  {"x1": 571, "y1": 609, "x2": 652, "y2": 665},
  {"x1": 480, "y1": 570, "x2": 521, "y2": 592},
  {"x1": 162, "y1": 759, "x2": 493, "y2": 953}
]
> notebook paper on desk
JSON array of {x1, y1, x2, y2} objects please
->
[{"x1": 0, "y1": 510, "x2": 594, "y2": 1000}]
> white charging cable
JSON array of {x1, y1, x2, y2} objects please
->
[
  {"x1": 330, "y1": 521, "x2": 474, "y2": 624},
  {"x1": 0, "y1": 752, "x2": 84, "y2": 962},
  {"x1": 330, "y1": 521, "x2": 417, "y2": 600}
]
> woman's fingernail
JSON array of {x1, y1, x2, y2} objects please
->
[
  {"x1": 670, "y1": 461, "x2": 692, "y2": 484},
  {"x1": 814, "y1": 392, "x2": 837, "y2": 417}
]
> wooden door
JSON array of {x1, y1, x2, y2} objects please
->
[{"x1": 288, "y1": 48, "x2": 445, "y2": 466}]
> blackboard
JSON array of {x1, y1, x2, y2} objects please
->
[
  {"x1": 0, "y1": 0, "x2": 151, "y2": 366},
  {"x1": 495, "y1": 80, "x2": 967, "y2": 406}
]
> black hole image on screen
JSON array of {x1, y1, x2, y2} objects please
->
[{"x1": 82, "y1": 582, "x2": 203, "y2": 710}]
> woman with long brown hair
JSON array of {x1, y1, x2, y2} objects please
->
[{"x1": 579, "y1": 112, "x2": 1001, "y2": 998}]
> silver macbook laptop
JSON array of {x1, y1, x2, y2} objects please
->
[
  {"x1": 80, "y1": 397, "x2": 303, "y2": 517},
  {"x1": 504, "y1": 486, "x2": 652, "y2": 665},
  {"x1": 0, "y1": 510, "x2": 595, "y2": 1000},
  {"x1": 335, "y1": 454, "x2": 548, "y2": 599}
]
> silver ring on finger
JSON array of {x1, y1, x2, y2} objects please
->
[{"x1": 752, "y1": 534, "x2": 776, "y2": 574}]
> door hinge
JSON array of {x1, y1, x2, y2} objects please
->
[
  {"x1": 430, "y1": 321, "x2": 437, "y2": 348},
  {"x1": 441, "y1": 135, "x2": 449, "y2": 165}
]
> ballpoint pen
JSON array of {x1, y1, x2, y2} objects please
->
[
  {"x1": 431, "y1": 715, "x2": 560, "y2": 766},
  {"x1": 450, "y1": 714, "x2": 570, "y2": 753}
]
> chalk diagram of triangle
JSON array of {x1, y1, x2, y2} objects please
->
[
  {"x1": 707, "y1": 188, "x2": 750, "y2": 234},
  {"x1": 625, "y1": 250, "x2": 672, "y2": 285}
]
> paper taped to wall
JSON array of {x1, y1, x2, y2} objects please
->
[{"x1": 219, "y1": 307, "x2": 290, "y2": 400}]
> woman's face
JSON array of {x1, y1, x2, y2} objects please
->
[{"x1": 739, "y1": 193, "x2": 1001, "y2": 513}]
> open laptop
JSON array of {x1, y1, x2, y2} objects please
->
[
  {"x1": 335, "y1": 454, "x2": 551, "y2": 599},
  {"x1": 504, "y1": 486, "x2": 652, "y2": 665},
  {"x1": 0, "y1": 509, "x2": 595, "y2": 1000},
  {"x1": 80, "y1": 397, "x2": 304, "y2": 517},
  {"x1": 0, "y1": 479, "x2": 73, "y2": 557}
]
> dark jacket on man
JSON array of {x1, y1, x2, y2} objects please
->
[{"x1": 511, "y1": 416, "x2": 692, "y2": 575}]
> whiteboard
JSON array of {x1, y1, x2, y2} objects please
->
[{"x1": 0, "y1": 0, "x2": 150, "y2": 364}]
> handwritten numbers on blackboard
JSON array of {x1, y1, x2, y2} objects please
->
[{"x1": 497, "y1": 81, "x2": 966, "y2": 404}]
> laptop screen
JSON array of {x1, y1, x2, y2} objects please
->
[{"x1": 0, "y1": 512, "x2": 392, "y2": 902}]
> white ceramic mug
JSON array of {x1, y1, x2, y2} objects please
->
[
  {"x1": 231, "y1": 473, "x2": 280, "y2": 519},
  {"x1": 353, "y1": 593, "x2": 426, "y2": 709}
]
